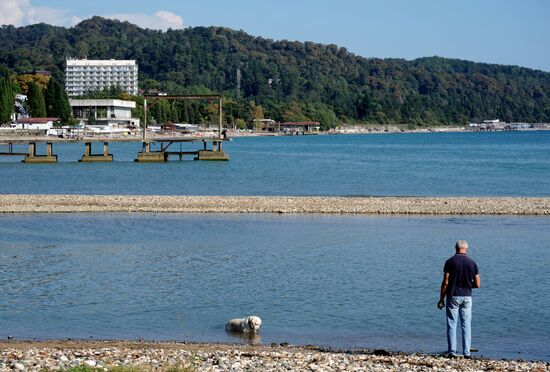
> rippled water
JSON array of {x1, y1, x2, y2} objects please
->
[
  {"x1": 1, "y1": 214, "x2": 549, "y2": 361},
  {"x1": 1, "y1": 131, "x2": 549, "y2": 196}
]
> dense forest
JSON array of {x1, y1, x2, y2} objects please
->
[{"x1": 1, "y1": 16, "x2": 550, "y2": 128}]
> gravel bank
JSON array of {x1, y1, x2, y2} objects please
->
[
  {"x1": 1, "y1": 341, "x2": 548, "y2": 371},
  {"x1": 0, "y1": 194, "x2": 549, "y2": 215}
]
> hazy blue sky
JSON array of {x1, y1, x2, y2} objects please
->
[{"x1": 3, "y1": 0, "x2": 550, "y2": 71}]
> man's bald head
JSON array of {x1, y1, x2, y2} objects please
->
[{"x1": 455, "y1": 240, "x2": 469, "y2": 253}]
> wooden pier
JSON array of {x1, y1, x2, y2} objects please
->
[{"x1": 0, "y1": 136, "x2": 229, "y2": 163}]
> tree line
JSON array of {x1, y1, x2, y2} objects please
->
[
  {"x1": 1, "y1": 17, "x2": 549, "y2": 128},
  {"x1": 0, "y1": 69, "x2": 72, "y2": 124}
]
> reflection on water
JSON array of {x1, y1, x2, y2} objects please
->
[
  {"x1": 225, "y1": 331, "x2": 262, "y2": 344},
  {"x1": 0, "y1": 213, "x2": 549, "y2": 361}
]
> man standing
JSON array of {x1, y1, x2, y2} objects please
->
[{"x1": 438, "y1": 240, "x2": 480, "y2": 358}]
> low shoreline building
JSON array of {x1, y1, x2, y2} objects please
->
[
  {"x1": 69, "y1": 99, "x2": 140, "y2": 128},
  {"x1": 263, "y1": 121, "x2": 321, "y2": 134},
  {"x1": 11, "y1": 117, "x2": 59, "y2": 130}
]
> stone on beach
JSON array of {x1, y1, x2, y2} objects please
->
[
  {"x1": 1, "y1": 194, "x2": 549, "y2": 215},
  {"x1": 1, "y1": 341, "x2": 549, "y2": 372}
]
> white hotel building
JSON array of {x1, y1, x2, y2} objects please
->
[{"x1": 65, "y1": 59, "x2": 138, "y2": 97}]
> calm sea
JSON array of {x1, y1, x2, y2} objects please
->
[
  {"x1": 1, "y1": 132, "x2": 549, "y2": 361},
  {"x1": 0, "y1": 131, "x2": 549, "y2": 196},
  {"x1": 0, "y1": 214, "x2": 549, "y2": 361}
]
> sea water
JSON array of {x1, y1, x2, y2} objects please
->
[
  {"x1": 0, "y1": 214, "x2": 549, "y2": 361},
  {"x1": 0, "y1": 131, "x2": 549, "y2": 196}
]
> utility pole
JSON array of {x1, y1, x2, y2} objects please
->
[
  {"x1": 143, "y1": 98, "x2": 147, "y2": 142},
  {"x1": 218, "y1": 97, "x2": 223, "y2": 140}
]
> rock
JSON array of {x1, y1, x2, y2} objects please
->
[
  {"x1": 84, "y1": 360, "x2": 97, "y2": 367},
  {"x1": 373, "y1": 349, "x2": 390, "y2": 356},
  {"x1": 70, "y1": 359, "x2": 81, "y2": 367},
  {"x1": 1, "y1": 341, "x2": 549, "y2": 371}
]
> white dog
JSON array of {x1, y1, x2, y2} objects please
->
[{"x1": 225, "y1": 316, "x2": 262, "y2": 333}]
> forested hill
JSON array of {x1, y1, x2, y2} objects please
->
[{"x1": 1, "y1": 16, "x2": 550, "y2": 127}]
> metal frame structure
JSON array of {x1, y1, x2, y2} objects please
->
[{"x1": 142, "y1": 94, "x2": 223, "y2": 141}]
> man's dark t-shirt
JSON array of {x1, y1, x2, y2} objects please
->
[{"x1": 444, "y1": 253, "x2": 479, "y2": 297}]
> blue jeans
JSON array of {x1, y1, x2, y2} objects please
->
[{"x1": 446, "y1": 296, "x2": 472, "y2": 356}]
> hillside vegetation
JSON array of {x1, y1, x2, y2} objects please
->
[{"x1": 1, "y1": 17, "x2": 549, "y2": 128}]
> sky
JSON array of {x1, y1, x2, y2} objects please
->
[{"x1": 1, "y1": 0, "x2": 549, "y2": 71}]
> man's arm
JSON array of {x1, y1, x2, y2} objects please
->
[
  {"x1": 438, "y1": 272, "x2": 449, "y2": 310},
  {"x1": 473, "y1": 274, "x2": 480, "y2": 288}
]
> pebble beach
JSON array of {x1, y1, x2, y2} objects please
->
[
  {"x1": 1, "y1": 341, "x2": 549, "y2": 372},
  {"x1": 1, "y1": 194, "x2": 550, "y2": 215}
]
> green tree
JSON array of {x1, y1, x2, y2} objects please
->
[
  {"x1": 86, "y1": 108, "x2": 96, "y2": 125},
  {"x1": 305, "y1": 103, "x2": 338, "y2": 130},
  {"x1": 27, "y1": 81, "x2": 47, "y2": 117},
  {"x1": 1, "y1": 17, "x2": 550, "y2": 126},
  {"x1": 0, "y1": 75, "x2": 14, "y2": 124},
  {"x1": 56, "y1": 87, "x2": 72, "y2": 124},
  {"x1": 45, "y1": 78, "x2": 72, "y2": 124},
  {"x1": 44, "y1": 77, "x2": 57, "y2": 116}
]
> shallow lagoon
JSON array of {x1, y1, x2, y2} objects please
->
[{"x1": 0, "y1": 213, "x2": 548, "y2": 361}]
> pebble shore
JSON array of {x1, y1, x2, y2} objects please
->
[
  {"x1": 1, "y1": 194, "x2": 549, "y2": 215},
  {"x1": 1, "y1": 341, "x2": 548, "y2": 371}
]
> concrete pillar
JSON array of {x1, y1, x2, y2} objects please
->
[
  {"x1": 28, "y1": 142, "x2": 36, "y2": 157},
  {"x1": 195, "y1": 149, "x2": 229, "y2": 161},
  {"x1": 79, "y1": 141, "x2": 113, "y2": 162},
  {"x1": 135, "y1": 141, "x2": 166, "y2": 162},
  {"x1": 135, "y1": 151, "x2": 167, "y2": 162},
  {"x1": 84, "y1": 142, "x2": 91, "y2": 156},
  {"x1": 23, "y1": 142, "x2": 57, "y2": 163}
]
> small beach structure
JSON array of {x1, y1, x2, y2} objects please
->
[
  {"x1": 11, "y1": 117, "x2": 60, "y2": 131},
  {"x1": 261, "y1": 121, "x2": 320, "y2": 134}
]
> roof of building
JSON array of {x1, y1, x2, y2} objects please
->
[
  {"x1": 69, "y1": 99, "x2": 136, "y2": 108},
  {"x1": 16, "y1": 117, "x2": 59, "y2": 123},
  {"x1": 280, "y1": 122, "x2": 321, "y2": 126},
  {"x1": 66, "y1": 59, "x2": 136, "y2": 67}
]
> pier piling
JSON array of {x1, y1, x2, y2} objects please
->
[
  {"x1": 135, "y1": 141, "x2": 168, "y2": 162},
  {"x1": 22, "y1": 142, "x2": 58, "y2": 163},
  {"x1": 79, "y1": 142, "x2": 114, "y2": 162},
  {"x1": 2, "y1": 136, "x2": 229, "y2": 163}
]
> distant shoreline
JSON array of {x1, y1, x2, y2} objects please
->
[
  {"x1": 1, "y1": 194, "x2": 549, "y2": 215},
  {"x1": 1, "y1": 125, "x2": 549, "y2": 143}
]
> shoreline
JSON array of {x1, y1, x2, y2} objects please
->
[
  {"x1": 1, "y1": 126, "x2": 549, "y2": 143},
  {"x1": 1, "y1": 340, "x2": 548, "y2": 371},
  {"x1": 1, "y1": 194, "x2": 549, "y2": 215}
]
